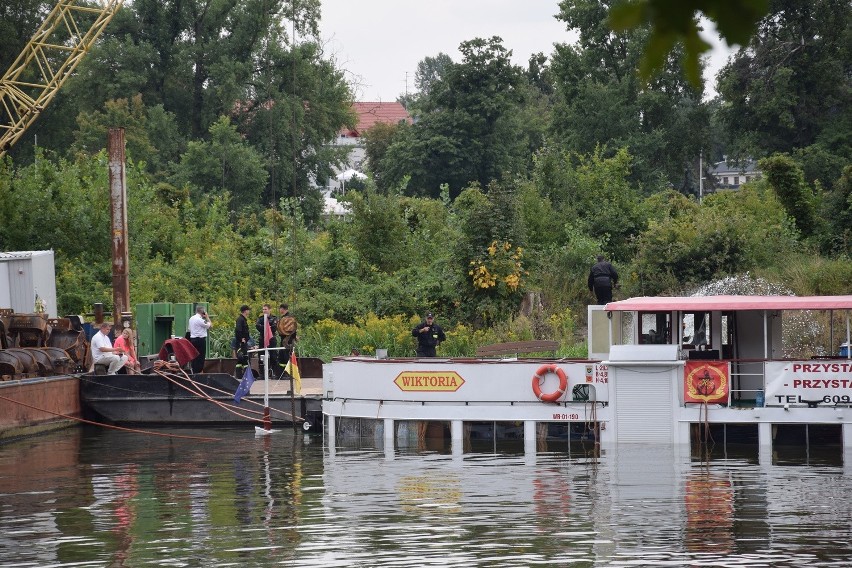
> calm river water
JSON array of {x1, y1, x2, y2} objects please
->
[{"x1": 2, "y1": 425, "x2": 852, "y2": 567}]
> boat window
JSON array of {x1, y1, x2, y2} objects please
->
[
  {"x1": 682, "y1": 312, "x2": 711, "y2": 349},
  {"x1": 639, "y1": 312, "x2": 671, "y2": 344},
  {"x1": 721, "y1": 312, "x2": 735, "y2": 359}
]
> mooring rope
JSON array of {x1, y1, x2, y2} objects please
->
[
  {"x1": 150, "y1": 361, "x2": 268, "y2": 423},
  {"x1": 585, "y1": 399, "x2": 599, "y2": 444},
  {"x1": 150, "y1": 361, "x2": 304, "y2": 422},
  {"x1": 155, "y1": 368, "x2": 264, "y2": 422},
  {"x1": 0, "y1": 394, "x2": 220, "y2": 442},
  {"x1": 698, "y1": 400, "x2": 714, "y2": 446}
]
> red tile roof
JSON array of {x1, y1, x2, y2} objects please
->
[{"x1": 342, "y1": 102, "x2": 411, "y2": 137}]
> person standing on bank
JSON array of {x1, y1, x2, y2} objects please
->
[
  {"x1": 90, "y1": 322, "x2": 129, "y2": 375},
  {"x1": 588, "y1": 255, "x2": 619, "y2": 305},
  {"x1": 188, "y1": 305, "x2": 212, "y2": 373},
  {"x1": 277, "y1": 303, "x2": 298, "y2": 371},
  {"x1": 234, "y1": 305, "x2": 251, "y2": 359},
  {"x1": 412, "y1": 312, "x2": 446, "y2": 357}
]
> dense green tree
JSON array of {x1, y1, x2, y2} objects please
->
[
  {"x1": 551, "y1": 0, "x2": 711, "y2": 194},
  {"x1": 716, "y1": 0, "x2": 851, "y2": 188},
  {"x1": 451, "y1": 181, "x2": 526, "y2": 324},
  {"x1": 0, "y1": 150, "x2": 190, "y2": 313},
  {"x1": 0, "y1": 1, "x2": 48, "y2": 72},
  {"x1": 818, "y1": 166, "x2": 852, "y2": 257},
  {"x1": 399, "y1": 52, "x2": 454, "y2": 112},
  {"x1": 607, "y1": 0, "x2": 771, "y2": 87},
  {"x1": 382, "y1": 37, "x2": 532, "y2": 198},
  {"x1": 362, "y1": 122, "x2": 402, "y2": 192},
  {"x1": 530, "y1": 146, "x2": 645, "y2": 260},
  {"x1": 345, "y1": 190, "x2": 409, "y2": 273},
  {"x1": 8, "y1": 0, "x2": 351, "y2": 219},
  {"x1": 70, "y1": 95, "x2": 183, "y2": 177},
  {"x1": 629, "y1": 182, "x2": 799, "y2": 295},
  {"x1": 238, "y1": 40, "x2": 354, "y2": 219},
  {"x1": 171, "y1": 116, "x2": 268, "y2": 209},
  {"x1": 758, "y1": 154, "x2": 818, "y2": 238}
]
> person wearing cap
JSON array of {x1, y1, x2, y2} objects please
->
[
  {"x1": 233, "y1": 305, "x2": 252, "y2": 360},
  {"x1": 412, "y1": 312, "x2": 446, "y2": 357}
]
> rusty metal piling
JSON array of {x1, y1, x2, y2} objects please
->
[{"x1": 108, "y1": 128, "x2": 129, "y2": 318}]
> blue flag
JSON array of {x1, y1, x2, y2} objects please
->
[{"x1": 234, "y1": 366, "x2": 255, "y2": 403}]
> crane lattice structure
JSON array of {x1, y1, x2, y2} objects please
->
[{"x1": 0, "y1": 0, "x2": 124, "y2": 158}]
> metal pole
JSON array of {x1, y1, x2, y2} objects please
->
[
  {"x1": 763, "y1": 311, "x2": 768, "y2": 359},
  {"x1": 699, "y1": 149, "x2": 703, "y2": 203},
  {"x1": 108, "y1": 127, "x2": 129, "y2": 317},
  {"x1": 263, "y1": 314, "x2": 271, "y2": 430}
]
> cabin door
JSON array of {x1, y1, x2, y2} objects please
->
[{"x1": 613, "y1": 367, "x2": 675, "y2": 443}]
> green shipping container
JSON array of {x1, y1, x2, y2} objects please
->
[{"x1": 135, "y1": 302, "x2": 173, "y2": 356}]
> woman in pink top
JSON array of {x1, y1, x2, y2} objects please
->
[{"x1": 114, "y1": 328, "x2": 141, "y2": 373}]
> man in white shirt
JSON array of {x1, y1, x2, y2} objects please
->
[
  {"x1": 187, "y1": 305, "x2": 212, "y2": 373},
  {"x1": 90, "y1": 322, "x2": 128, "y2": 374}
]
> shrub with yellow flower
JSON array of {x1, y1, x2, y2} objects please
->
[{"x1": 468, "y1": 240, "x2": 526, "y2": 294}]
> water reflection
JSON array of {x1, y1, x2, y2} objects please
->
[{"x1": 1, "y1": 426, "x2": 852, "y2": 566}]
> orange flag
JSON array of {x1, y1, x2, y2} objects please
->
[{"x1": 285, "y1": 352, "x2": 301, "y2": 394}]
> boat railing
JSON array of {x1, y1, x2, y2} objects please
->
[{"x1": 726, "y1": 359, "x2": 765, "y2": 407}]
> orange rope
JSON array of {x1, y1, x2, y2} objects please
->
[
  {"x1": 151, "y1": 363, "x2": 264, "y2": 423},
  {"x1": 0, "y1": 394, "x2": 220, "y2": 442},
  {"x1": 151, "y1": 362, "x2": 303, "y2": 422}
]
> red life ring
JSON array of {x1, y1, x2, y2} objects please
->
[{"x1": 532, "y1": 364, "x2": 567, "y2": 402}]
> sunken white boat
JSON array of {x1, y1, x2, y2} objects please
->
[{"x1": 323, "y1": 295, "x2": 852, "y2": 460}]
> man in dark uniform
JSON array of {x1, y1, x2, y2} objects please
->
[
  {"x1": 234, "y1": 305, "x2": 251, "y2": 349},
  {"x1": 588, "y1": 255, "x2": 619, "y2": 304},
  {"x1": 412, "y1": 312, "x2": 446, "y2": 357}
]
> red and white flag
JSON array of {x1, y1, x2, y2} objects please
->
[{"x1": 263, "y1": 315, "x2": 273, "y2": 348}]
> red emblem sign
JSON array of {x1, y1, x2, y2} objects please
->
[{"x1": 684, "y1": 361, "x2": 729, "y2": 403}]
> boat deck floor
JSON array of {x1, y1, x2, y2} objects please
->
[{"x1": 248, "y1": 376, "x2": 322, "y2": 397}]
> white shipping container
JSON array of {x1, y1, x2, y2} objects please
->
[{"x1": 0, "y1": 250, "x2": 57, "y2": 317}]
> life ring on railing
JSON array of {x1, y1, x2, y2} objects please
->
[{"x1": 532, "y1": 364, "x2": 567, "y2": 402}]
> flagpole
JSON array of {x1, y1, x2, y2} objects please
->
[
  {"x1": 289, "y1": 344, "x2": 297, "y2": 434},
  {"x1": 263, "y1": 314, "x2": 271, "y2": 430}
]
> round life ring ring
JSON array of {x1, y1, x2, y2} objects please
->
[{"x1": 532, "y1": 364, "x2": 568, "y2": 402}]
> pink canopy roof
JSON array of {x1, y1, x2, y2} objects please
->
[{"x1": 605, "y1": 295, "x2": 852, "y2": 312}]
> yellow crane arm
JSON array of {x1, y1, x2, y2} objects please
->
[{"x1": 0, "y1": 0, "x2": 124, "y2": 158}]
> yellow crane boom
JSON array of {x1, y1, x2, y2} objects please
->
[{"x1": 0, "y1": 0, "x2": 124, "y2": 158}]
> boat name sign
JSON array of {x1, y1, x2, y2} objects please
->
[{"x1": 394, "y1": 371, "x2": 465, "y2": 392}]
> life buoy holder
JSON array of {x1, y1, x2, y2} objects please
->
[{"x1": 532, "y1": 364, "x2": 567, "y2": 402}]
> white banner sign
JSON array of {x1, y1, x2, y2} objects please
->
[
  {"x1": 328, "y1": 359, "x2": 610, "y2": 403},
  {"x1": 765, "y1": 361, "x2": 852, "y2": 406}
]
